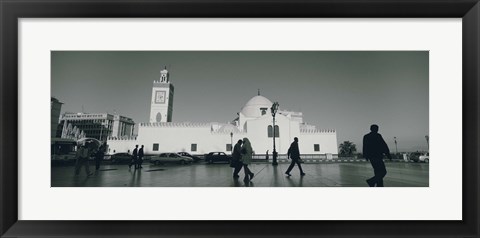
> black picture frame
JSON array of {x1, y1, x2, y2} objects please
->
[{"x1": 1, "y1": 0, "x2": 479, "y2": 237}]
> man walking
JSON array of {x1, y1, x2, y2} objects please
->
[
  {"x1": 138, "y1": 145, "x2": 144, "y2": 169},
  {"x1": 94, "y1": 142, "x2": 106, "y2": 173},
  {"x1": 363, "y1": 124, "x2": 392, "y2": 187},
  {"x1": 231, "y1": 139, "x2": 243, "y2": 178},
  {"x1": 285, "y1": 137, "x2": 305, "y2": 176},
  {"x1": 74, "y1": 142, "x2": 93, "y2": 177},
  {"x1": 129, "y1": 145, "x2": 139, "y2": 169}
]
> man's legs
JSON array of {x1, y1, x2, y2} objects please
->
[
  {"x1": 74, "y1": 159, "x2": 81, "y2": 175},
  {"x1": 369, "y1": 158, "x2": 387, "y2": 187},
  {"x1": 95, "y1": 158, "x2": 101, "y2": 171},
  {"x1": 374, "y1": 159, "x2": 387, "y2": 187},
  {"x1": 295, "y1": 161, "x2": 305, "y2": 175},
  {"x1": 285, "y1": 160, "x2": 296, "y2": 175},
  {"x1": 84, "y1": 159, "x2": 92, "y2": 176},
  {"x1": 233, "y1": 163, "x2": 242, "y2": 177}
]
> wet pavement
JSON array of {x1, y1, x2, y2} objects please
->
[{"x1": 52, "y1": 160, "x2": 429, "y2": 187}]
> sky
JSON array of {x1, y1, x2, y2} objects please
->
[{"x1": 51, "y1": 51, "x2": 429, "y2": 152}]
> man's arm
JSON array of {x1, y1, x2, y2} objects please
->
[{"x1": 380, "y1": 135, "x2": 392, "y2": 159}]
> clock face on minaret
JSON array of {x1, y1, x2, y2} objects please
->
[{"x1": 150, "y1": 67, "x2": 174, "y2": 123}]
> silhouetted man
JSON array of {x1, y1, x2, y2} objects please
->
[
  {"x1": 363, "y1": 124, "x2": 392, "y2": 187},
  {"x1": 232, "y1": 139, "x2": 243, "y2": 178},
  {"x1": 285, "y1": 137, "x2": 305, "y2": 176},
  {"x1": 74, "y1": 142, "x2": 93, "y2": 177},
  {"x1": 94, "y1": 142, "x2": 106, "y2": 172},
  {"x1": 138, "y1": 145, "x2": 144, "y2": 169},
  {"x1": 129, "y1": 145, "x2": 139, "y2": 169}
]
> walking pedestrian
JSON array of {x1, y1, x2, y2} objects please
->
[
  {"x1": 74, "y1": 142, "x2": 93, "y2": 177},
  {"x1": 231, "y1": 139, "x2": 243, "y2": 178},
  {"x1": 285, "y1": 137, "x2": 305, "y2": 176},
  {"x1": 138, "y1": 145, "x2": 144, "y2": 169},
  {"x1": 363, "y1": 124, "x2": 392, "y2": 187},
  {"x1": 129, "y1": 145, "x2": 139, "y2": 169},
  {"x1": 265, "y1": 150, "x2": 269, "y2": 161},
  {"x1": 240, "y1": 138, "x2": 255, "y2": 181},
  {"x1": 94, "y1": 142, "x2": 106, "y2": 173}
]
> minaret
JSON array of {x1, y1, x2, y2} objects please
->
[{"x1": 149, "y1": 66, "x2": 174, "y2": 123}]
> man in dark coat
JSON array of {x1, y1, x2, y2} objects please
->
[
  {"x1": 363, "y1": 124, "x2": 392, "y2": 187},
  {"x1": 232, "y1": 139, "x2": 243, "y2": 178},
  {"x1": 285, "y1": 137, "x2": 305, "y2": 176},
  {"x1": 137, "y1": 145, "x2": 144, "y2": 169},
  {"x1": 94, "y1": 142, "x2": 106, "y2": 172},
  {"x1": 129, "y1": 145, "x2": 139, "y2": 169}
]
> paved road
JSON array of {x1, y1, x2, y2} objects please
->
[{"x1": 52, "y1": 161, "x2": 429, "y2": 187}]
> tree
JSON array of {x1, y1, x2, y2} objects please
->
[{"x1": 339, "y1": 141, "x2": 357, "y2": 157}]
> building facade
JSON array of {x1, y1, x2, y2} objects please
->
[
  {"x1": 51, "y1": 97, "x2": 63, "y2": 138},
  {"x1": 60, "y1": 112, "x2": 135, "y2": 141},
  {"x1": 107, "y1": 68, "x2": 338, "y2": 155}
]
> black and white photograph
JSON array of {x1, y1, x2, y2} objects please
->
[
  {"x1": 3, "y1": 0, "x2": 479, "y2": 236},
  {"x1": 51, "y1": 51, "x2": 429, "y2": 187}
]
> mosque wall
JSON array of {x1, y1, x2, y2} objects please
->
[
  {"x1": 106, "y1": 118, "x2": 338, "y2": 155},
  {"x1": 106, "y1": 139, "x2": 137, "y2": 154},
  {"x1": 298, "y1": 132, "x2": 338, "y2": 154}
]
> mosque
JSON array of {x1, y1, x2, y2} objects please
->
[{"x1": 107, "y1": 68, "x2": 338, "y2": 156}]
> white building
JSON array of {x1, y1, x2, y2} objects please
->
[
  {"x1": 107, "y1": 68, "x2": 338, "y2": 155},
  {"x1": 60, "y1": 112, "x2": 135, "y2": 141}
]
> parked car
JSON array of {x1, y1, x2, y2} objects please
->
[
  {"x1": 419, "y1": 153, "x2": 429, "y2": 163},
  {"x1": 409, "y1": 152, "x2": 424, "y2": 162},
  {"x1": 177, "y1": 152, "x2": 202, "y2": 162},
  {"x1": 110, "y1": 152, "x2": 132, "y2": 164},
  {"x1": 150, "y1": 153, "x2": 193, "y2": 165},
  {"x1": 205, "y1": 152, "x2": 232, "y2": 164}
]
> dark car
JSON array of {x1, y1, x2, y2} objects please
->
[
  {"x1": 205, "y1": 152, "x2": 232, "y2": 164},
  {"x1": 409, "y1": 152, "x2": 423, "y2": 162},
  {"x1": 177, "y1": 152, "x2": 202, "y2": 162},
  {"x1": 110, "y1": 153, "x2": 132, "y2": 164}
]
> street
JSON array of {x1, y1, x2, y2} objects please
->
[{"x1": 51, "y1": 160, "x2": 429, "y2": 187}]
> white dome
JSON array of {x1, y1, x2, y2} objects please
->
[{"x1": 240, "y1": 95, "x2": 273, "y2": 118}]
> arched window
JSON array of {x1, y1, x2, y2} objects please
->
[{"x1": 268, "y1": 125, "x2": 280, "y2": 138}]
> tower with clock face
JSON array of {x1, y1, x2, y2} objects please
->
[{"x1": 149, "y1": 67, "x2": 174, "y2": 123}]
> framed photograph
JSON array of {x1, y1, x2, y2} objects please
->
[{"x1": 1, "y1": 0, "x2": 479, "y2": 237}]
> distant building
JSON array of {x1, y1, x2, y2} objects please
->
[
  {"x1": 107, "y1": 68, "x2": 338, "y2": 155},
  {"x1": 51, "y1": 97, "x2": 63, "y2": 138},
  {"x1": 59, "y1": 112, "x2": 135, "y2": 141}
]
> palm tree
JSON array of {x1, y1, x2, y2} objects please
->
[{"x1": 339, "y1": 141, "x2": 357, "y2": 157}]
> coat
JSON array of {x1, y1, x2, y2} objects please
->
[
  {"x1": 232, "y1": 143, "x2": 242, "y2": 161},
  {"x1": 287, "y1": 141, "x2": 300, "y2": 160},
  {"x1": 363, "y1": 132, "x2": 391, "y2": 160},
  {"x1": 76, "y1": 146, "x2": 89, "y2": 160},
  {"x1": 241, "y1": 139, "x2": 253, "y2": 165}
]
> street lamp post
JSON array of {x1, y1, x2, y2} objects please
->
[
  {"x1": 425, "y1": 135, "x2": 429, "y2": 150},
  {"x1": 394, "y1": 137, "x2": 398, "y2": 155},
  {"x1": 271, "y1": 102, "x2": 279, "y2": 166},
  {"x1": 230, "y1": 132, "x2": 233, "y2": 153}
]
